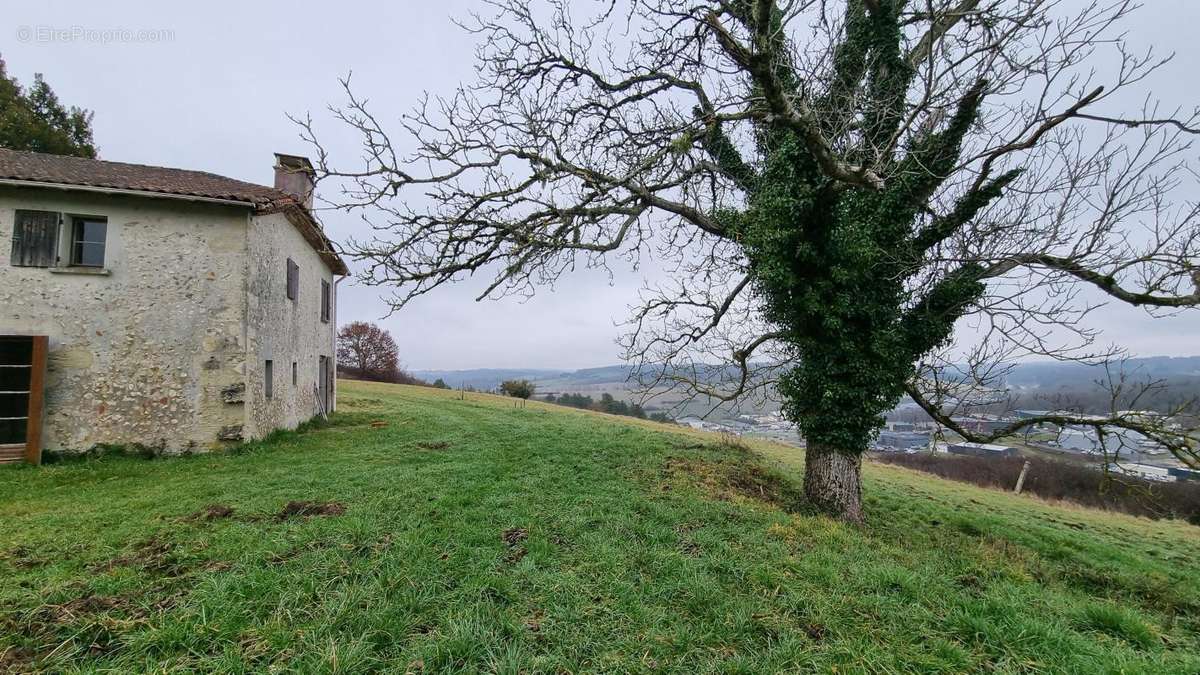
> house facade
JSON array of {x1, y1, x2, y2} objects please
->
[{"x1": 0, "y1": 149, "x2": 348, "y2": 459}]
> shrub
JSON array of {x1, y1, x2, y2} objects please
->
[{"x1": 499, "y1": 379, "x2": 536, "y2": 399}]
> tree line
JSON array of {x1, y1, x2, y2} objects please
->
[{"x1": 542, "y1": 392, "x2": 672, "y2": 423}]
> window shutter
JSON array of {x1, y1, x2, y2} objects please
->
[
  {"x1": 286, "y1": 259, "x2": 299, "y2": 300},
  {"x1": 10, "y1": 210, "x2": 60, "y2": 267},
  {"x1": 320, "y1": 280, "x2": 331, "y2": 322}
]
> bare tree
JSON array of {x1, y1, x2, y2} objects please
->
[
  {"x1": 299, "y1": 0, "x2": 1199, "y2": 521},
  {"x1": 337, "y1": 321, "x2": 400, "y2": 382}
]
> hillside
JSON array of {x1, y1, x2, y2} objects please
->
[
  {"x1": 2, "y1": 381, "x2": 1198, "y2": 672},
  {"x1": 416, "y1": 356, "x2": 1200, "y2": 418},
  {"x1": 416, "y1": 356, "x2": 1200, "y2": 391}
]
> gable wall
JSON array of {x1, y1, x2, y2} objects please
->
[{"x1": 243, "y1": 210, "x2": 337, "y2": 439}]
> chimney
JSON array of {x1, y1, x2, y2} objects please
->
[{"x1": 273, "y1": 153, "x2": 315, "y2": 209}]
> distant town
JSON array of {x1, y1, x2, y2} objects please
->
[
  {"x1": 675, "y1": 405, "x2": 1199, "y2": 483},
  {"x1": 410, "y1": 358, "x2": 1200, "y2": 484}
]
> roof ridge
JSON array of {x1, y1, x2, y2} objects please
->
[
  {"x1": 0, "y1": 147, "x2": 347, "y2": 274},
  {"x1": 0, "y1": 147, "x2": 275, "y2": 193}
]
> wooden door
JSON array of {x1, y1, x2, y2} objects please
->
[
  {"x1": 0, "y1": 335, "x2": 47, "y2": 465},
  {"x1": 318, "y1": 355, "x2": 329, "y2": 414}
]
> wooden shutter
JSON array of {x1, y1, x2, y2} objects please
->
[
  {"x1": 320, "y1": 280, "x2": 330, "y2": 322},
  {"x1": 10, "y1": 210, "x2": 60, "y2": 267},
  {"x1": 286, "y1": 259, "x2": 299, "y2": 300}
]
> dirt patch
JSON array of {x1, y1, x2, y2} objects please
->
[
  {"x1": 660, "y1": 457, "x2": 805, "y2": 512},
  {"x1": 0, "y1": 645, "x2": 43, "y2": 673},
  {"x1": 90, "y1": 535, "x2": 185, "y2": 576},
  {"x1": 276, "y1": 500, "x2": 346, "y2": 520},
  {"x1": 416, "y1": 441, "x2": 450, "y2": 450},
  {"x1": 36, "y1": 593, "x2": 127, "y2": 624},
  {"x1": 370, "y1": 420, "x2": 388, "y2": 429},
  {"x1": 11, "y1": 591, "x2": 133, "y2": 659},
  {"x1": 503, "y1": 527, "x2": 529, "y2": 546},
  {"x1": 7, "y1": 579, "x2": 192, "y2": 669},
  {"x1": 2, "y1": 545, "x2": 47, "y2": 570},
  {"x1": 185, "y1": 504, "x2": 235, "y2": 522},
  {"x1": 502, "y1": 527, "x2": 529, "y2": 563}
]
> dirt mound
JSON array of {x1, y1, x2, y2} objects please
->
[
  {"x1": 502, "y1": 527, "x2": 529, "y2": 563},
  {"x1": 90, "y1": 535, "x2": 185, "y2": 576},
  {"x1": 277, "y1": 501, "x2": 346, "y2": 520},
  {"x1": 37, "y1": 594, "x2": 126, "y2": 624},
  {"x1": 660, "y1": 456, "x2": 805, "y2": 513},
  {"x1": 2, "y1": 545, "x2": 46, "y2": 569},
  {"x1": 186, "y1": 504, "x2": 234, "y2": 521}
]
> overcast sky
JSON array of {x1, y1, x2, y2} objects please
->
[{"x1": 5, "y1": 1, "x2": 1198, "y2": 370}]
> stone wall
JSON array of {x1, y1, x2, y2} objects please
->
[
  {"x1": 243, "y1": 210, "x2": 337, "y2": 439},
  {"x1": 0, "y1": 187, "x2": 250, "y2": 453}
]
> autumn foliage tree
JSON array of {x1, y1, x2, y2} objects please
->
[
  {"x1": 303, "y1": 1, "x2": 1200, "y2": 521},
  {"x1": 336, "y1": 321, "x2": 400, "y2": 383}
]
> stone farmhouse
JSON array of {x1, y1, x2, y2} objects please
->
[{"x1": 0, "y1": 149, "x2": 348, "y2": 463}]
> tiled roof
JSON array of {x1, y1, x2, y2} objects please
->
[
  {"x1": 0, "y1": 148, "x2": 348, "y2": 274},
  {"x1": 0, "y1": 147, "x2": 288, "y2": 205}
]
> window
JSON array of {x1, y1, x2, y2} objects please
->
[
  {"x1": 70, "y1": 217, "x2": 107, "y2": 267},
  {"x1": 9, "y1": 210, "x2": 60, "y2": 267},
  {"x1": 292, "y1": 361, "x2": 298, "y2": 387},
  {"x1": 264, "y1": 360, "x2": 274, "y2": 400},
  {"x1": 320, "y1": 280, "x2": 331, "y2": 323},
  {"x1": 286, "y1": 258, "x2": 299, "y2": 301}
]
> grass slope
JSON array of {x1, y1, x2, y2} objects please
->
[{"x1": 2, "y1": 381, "x2": 1198, "y2": 673}]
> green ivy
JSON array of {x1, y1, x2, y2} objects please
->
[{"x1": 718, "y1": 8, "x2": 1007, "y2": 453}]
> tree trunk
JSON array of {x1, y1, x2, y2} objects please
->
[{"x1": 803, "y1": 443, "x2": 864, "y2": 523}]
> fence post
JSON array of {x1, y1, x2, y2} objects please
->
[{"x1": 1013, "y1": 460, "x2": 1031, "y2": 495}]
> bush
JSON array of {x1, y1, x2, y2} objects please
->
[
  {"x1": 872, "y1": 452, "x2": 1200, "y2": 524},
  {"x1": 499, "y1": 379, "x2": 536, "y2": 399}
]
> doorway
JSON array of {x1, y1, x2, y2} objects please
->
[
  {"x1": 317, "y1": 355, "x2": 329, "y2": 415},
  {"x1": 0, "y1": 335, "x2": 48, "y2": 464}
]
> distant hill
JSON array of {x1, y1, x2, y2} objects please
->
[
  {"x1": 411, "y1": 368, "x2": 566, "y2": 390},
  {"x1": 419, "y1": 356, "x2": 1200, "y2": 392},
  {"x1": 1007, "y1": 356, "x2": 1200, "y2": 388},
  {"x1": 416, "y1": 356, "x2": 1200, "y2": 416}
]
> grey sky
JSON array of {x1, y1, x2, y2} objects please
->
[{"x1": 4, "y1": 1, "x2": 1197, "y2": 370}]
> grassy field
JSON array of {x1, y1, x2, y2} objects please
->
[{"x1": 2, "y1": 381, "x2": 1198, "y2": 673}]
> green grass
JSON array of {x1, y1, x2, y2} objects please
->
[{"x1": 2, "y1": 381, "x2": 1198, "y2": 673}]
